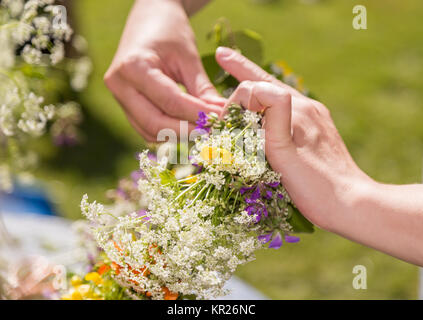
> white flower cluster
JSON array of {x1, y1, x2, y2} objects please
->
[
  {"x1": 192, "y1": 111, "x2": 277, "y2": 184},
  {"x1": 0, "y1": 0, "x2": 72, "y2": 138},
  {"x1": 0, "y1": 1, "x2": 91, "y2": 191},
  {"x1": 1, "y1": 0, "x2": 73, "y2": 66},
  {"x1": 78, "y1": 106, "x2": 308, "y2": 300},
  {"x1": 81, "y1": 150, "x2": 265, "y2": 300}
]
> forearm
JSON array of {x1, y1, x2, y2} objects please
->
[
  {"x1": 181, "y1": 0, "x2": 212, "y2": 15},
  {"x1": 332, "y1": 181, "x2": 423, "y2": 265},
  {"x1": 134, "y1": 0, "x2": 211, "y2": 16}
]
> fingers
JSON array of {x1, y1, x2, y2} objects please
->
[
  {"x1": 118, "y1": 53, "x2": 222, "y2": 123},
  {"x1": 106, "y1": 74, "x2": 195, "y2": 142},
  {"x1": 215, "y1": 46, "x2": 303, "y2": 98},
  {"x1": 227, "y1": 81, "x2": 293, "y2": 147},
  {"x1": 180, "y1": 52, "x2": 227, "y2": 107}
]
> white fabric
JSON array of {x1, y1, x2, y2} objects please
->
[{"x1": 1, "y1": 212, "x2": 267, "y2": 300}]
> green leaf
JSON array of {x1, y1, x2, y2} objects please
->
[
  {"x1": 221, "y1": 29, "x2": 264, "y2": 65},
  {"x1": 159, "y1": 170, "x2": 176, "y2": 186},
  {"x1": 20, "y1": 64, "x2": 46, "y2": 79},
  {"x1": 287, "y1": 204, "x2": 314, "y2": 233},
  {"x1": 201, "y1": 53, "x2": 227, "y2": 84}
]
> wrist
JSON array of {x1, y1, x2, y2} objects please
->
[
  {"x1": 175, "y1": 0, "x2": 211, "y2": 15},
  {"x1": 135, "y1": 0, "x2": 185, "y2": 11},
  {"x1": 324, "y1": 173, "x2": 377, "y2": 234}
]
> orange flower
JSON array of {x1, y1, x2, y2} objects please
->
[
  {"x1": 98, "y1": 264, "x2": 110, "y2": 275},
  {"x1": 113, "y1": 241, "x2": 122, "y2": 252},
  {"x1": 139, "y1": 265, "x2": 150, "y2": 276},
  {"x1": 162, "y1": 287, "x2": 178, "y2": 300},
  {"x1": 111, "y1": 262, "x2": 121, "y2": 275},
  {"x1": 129, "y1": 279, "x2": 139, "y2": 286}
]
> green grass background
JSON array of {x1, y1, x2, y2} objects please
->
[{"x1": 35, "y1": 0, "x2": 423, "y2": 299}]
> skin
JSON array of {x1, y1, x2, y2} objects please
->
[
  {"x1": 216, "y1": 47, "x2": 423, "y2": 266},
  {"x1": 107, "y1": 1, "x2": 423, "y2": 266},
  {"x1": 104, "y1": 0, "x2": 220, "y2": 142}
]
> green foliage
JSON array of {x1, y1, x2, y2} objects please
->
[
  {"x1": 287, "y1": 204, "x2": 314, "y2": 234},
  {"x1": 44, "y1": 0, "x2": 421, "y2": 299}
]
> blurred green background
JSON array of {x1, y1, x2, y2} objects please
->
[{"x1": 35, "y1": 0, "x2": 423, "y2": 299}]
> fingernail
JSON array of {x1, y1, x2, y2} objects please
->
[{"x1": 216, "y1": 46, "x2": 234, "y2": 60}]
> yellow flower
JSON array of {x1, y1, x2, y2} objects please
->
[
  {"x1": 276, "y1": 60, "x2": 293, "y2": 76},
  {"x1": 85, "y1": 272, "x2": 103, "y2": 285},
  {"x1": 70, "y1": 275, "x2": 83, "y2": 287},
  {"x1": 200, "y1": 146, "x2": 232, "y2": 164},
  {"x1": 200, "y1": 146, "x2": 217, "y2": 162},
  {"x1": 71, "y1": 290, "x2": 83, "y2": 300},
  {"x1": 77, "y1": 284, "x2": 91, "y2": 295},
  {"x1": 185, "y1": 175, "x2": 197, "y2": 184},
  {"x1": 62, "y1": 288, "x2": 84, "y2": 300}
]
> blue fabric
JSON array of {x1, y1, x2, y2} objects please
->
[{"x1": 0, "y1": 182, "x2": 56, "y2": 216}]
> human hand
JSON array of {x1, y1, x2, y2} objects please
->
[
  {"x1": 104, "y1": 0, "x2": 224, "y2": 142},
  {"x1": 217, "y1": 47, "x2": 373, "y2": 231}
]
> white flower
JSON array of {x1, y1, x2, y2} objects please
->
[
  {"x1": 202, "y1": 171, "x2": 226, "y2": 190},
  {"x1": 50, "y1": 41, "x2": 64, "y2": 64},
  {"x1": 234, "y1": 210, "x2": 257, "y2": 225},
  {"x1": 22, "y1": 45, "x2": 42, "y2": 64}
]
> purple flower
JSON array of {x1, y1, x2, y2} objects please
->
[
  {"x1": 115, "y1": 188, "x2": 127, "y2": 199},
  {"x1": 285, "y1": 235, "x2": 300, "y2": 243},
  {"x1": 137, "y1": 210, "x2": 151, "y2": 221},
  {"x1": 148, "y1": 152, "x2": 158, "y2": 162},
  {"x1": 265, "y1": 190, "x2": 273, "y2": 199},
  {"x1": 136, "y1": 209, "x2": 147, "y2": 217},
  {"x1": 245, "y1": 202, "x2": 268, "y2": 222},
  {"x1": 195, "y1": 111, "x2": 210, "y2": 133},
  {"x1": 240, "y1": 186, "x2": 254, "y2": 195},
  {"x1": 131, "y1": 169, "x2": 145, "y2": 182},
  {"x1": 277, "y1": 193, "x2": 284, "y2": 200},
  {"x1": 262, "y1": 205, "x2": 268, "y2": 218},
  {"x1": 192, "y1": 163, "x2": 203, "y2": 173},
  {"x1": 53, "y1": 133, "x2": 78, "y2": 147},
  {"x1": 258, "y1": 232, "x2": 272, "y2": 244},
  {"x1": 266, "y1": 182, "x2": 280, "y2": 188},
  {"x1": 269, "y1": 233, "x2": 283, "y2": 249},
  {"x1": 245, "y1": 205, "x2": 256, "y2": 216}
]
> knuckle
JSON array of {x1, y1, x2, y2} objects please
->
[
  {"x1": 316, "y1": 102, "x2": 331, "y2": 118},
  {"x1": 238, "y1": 80, "x2": 254, "y2": 93},
  {"x1": 119, "y1": 54, "x2": 140, "y2": 74},
  {"x1": 103, "y1": 69, "x2": 116, "y2": 89},
  {"x1": 119, "y1": 51, "x2": 154, "y2": 75},
  {"x1": 195, "y1": 80, "x2": 215, "y2": 96},
  {"x1": 302, "y1": 103, "x2": 319, "y2": 118},
  {"x1": 307, "y1": 127, "x2": 322, "y2": 144},
  {"x1": 275, "y1": 88, "x2": 291, "y2": 101}
]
